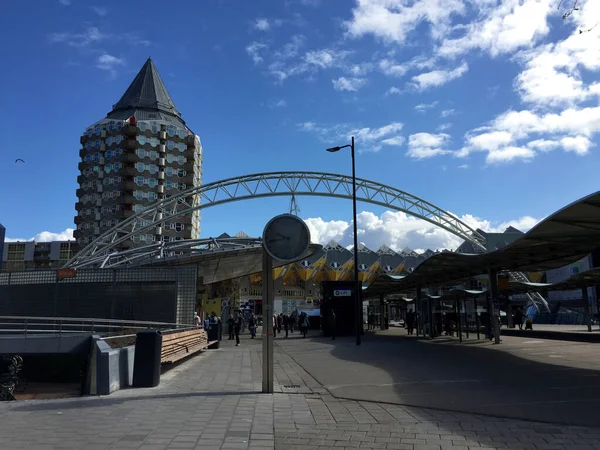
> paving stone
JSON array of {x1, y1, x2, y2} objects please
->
[{"x1": 0, "y1": 335, "x2": 598, "y2": 450}]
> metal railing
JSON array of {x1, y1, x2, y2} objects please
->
[
  {"x1": 0, "y1": 316, "x2": 193, "y2": 336},
  {"x1": 530, "y1": 312, "x2": 599, "y2": 326}
]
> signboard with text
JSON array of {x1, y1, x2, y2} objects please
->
[
  {"x1": 57, "y1": 268, "x2": 76, "y2": 279},
  {"x1": 334, "y1": 289, "x2": 352, "y2": 297}
]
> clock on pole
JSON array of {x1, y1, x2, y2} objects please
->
[
  {"x1": 261, "y1": 213, "x2": 311, "y2": 394},
  {"x1": 262, "y1": 213, "x2": 311, "y2": 263}
]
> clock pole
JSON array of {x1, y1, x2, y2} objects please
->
[{"x1": 261, "y1": 249, "x2": 274, "y2": 393}]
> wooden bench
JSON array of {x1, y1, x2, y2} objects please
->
[{"x1": 160, "y1": 329, "x2": 217, "y2": 364}]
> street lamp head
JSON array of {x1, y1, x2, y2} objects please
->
[{"x1": 326, "y1": 146, "x2": 341, "y2": 153}]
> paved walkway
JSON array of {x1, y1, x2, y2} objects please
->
[
  {"x1": 278, "y1": 329, "x2": 600, "y2": 427},
  {"x1": 1, "y1": 333, "x2": 600, "y2": 450}
]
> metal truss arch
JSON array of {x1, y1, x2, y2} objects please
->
[{"x1": 66, "y1": 171, "x2": 487, "y2": 268}]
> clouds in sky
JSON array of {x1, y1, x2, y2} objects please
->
[
  {"x1": 6, "y1": 229, "x2": 75, "y2": 243},
  {"x1": 8, "y1": 212, "x2": 541, "y2": 254},
  {"x1": 305, "y1": 211, "x2": 540, "y2": 253},
  {"x1": 243, "y1": 0, "x2": 600, "y2": 165},
  {"x1": 298, "y1": 121, "x2": 404, "y2": 152}
]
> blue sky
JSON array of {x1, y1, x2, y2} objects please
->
[{"x1": 1, "y1": 0, "x2": 599, "y2": 251}]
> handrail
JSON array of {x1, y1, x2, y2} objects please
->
[
  {"x1": 0, "y1": 316, "x2": 193, "y2": 336},
  {"x1": 0, "y1": 315, "x2": 189, "y2": 328}
]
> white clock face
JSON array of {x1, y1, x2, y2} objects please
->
[{"x1": 262, "y1": 214, "x2": 311, "y2": 263}]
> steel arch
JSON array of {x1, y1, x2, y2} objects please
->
[
  {"x1": 70, "y1": 237, "x2": 264, "y2": 269},
  {"x1": 65, "y1": 171, "x2": 487, "y2": 268}
]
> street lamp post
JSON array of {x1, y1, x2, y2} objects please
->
[{"x1": 327, "y1": 136, "x2": 361, "y2": 346}]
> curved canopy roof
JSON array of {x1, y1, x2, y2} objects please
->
[
  {"x1": 364, "y1": 191, "x2": 600, "y2": 296},
  {"x1": 151, "y1": 243, "x2": 323, "y2": 284}
]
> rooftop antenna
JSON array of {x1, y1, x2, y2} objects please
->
[{"x1": 289, "y1": 194, "x2": 300, "y2": 217}]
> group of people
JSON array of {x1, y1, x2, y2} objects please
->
[
  {"x1": 195, "y1": 309, "x2": 314, "y2": 346},
  {"x1": 272, "y1": 312, "x2": 311, "y2": 338}
]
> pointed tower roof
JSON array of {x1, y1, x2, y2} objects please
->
[{"x1": 106, "y1": 58, "x2": 187, "y2": 128}]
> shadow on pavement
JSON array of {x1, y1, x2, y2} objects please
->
[
  {"x1": 7, "y1": 389, "x2": 260, "y2": 412},
  {"x1": 278, "y1": 331, "x2": 600, "y2": 428}
]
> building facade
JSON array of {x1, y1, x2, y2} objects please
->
[
  {"x1": 74, "y1": 58, "x2": 203, "y2": 249},
  {"x1": 207, "y1": 236, "x2": 444, "y2": 317},
  {"x1": 2, "y1": 241, "x2": 78, "y2": 272}
]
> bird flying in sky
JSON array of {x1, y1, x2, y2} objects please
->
[{"x1": 15, "y1": 159, "x2": 25, "y2": 163}]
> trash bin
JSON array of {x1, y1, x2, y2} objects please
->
[
  {"x1": 207, "y1": 323, "x2": 220, "y2": 349},
  {"x1": 133, "y1": 329, "x2": 162, "y2": 388}
]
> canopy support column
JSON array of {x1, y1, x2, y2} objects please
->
[
  {"x1": 488, "y1": 269, "x2": 501, "y2": 344},
  {"x1": 583, "y1": 287, "x2": 592, "y2": 332},
  {"x1": 416, "y1": 284, "x2": 421, "y2": 337}
]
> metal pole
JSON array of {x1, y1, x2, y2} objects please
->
[
  {"x1": 582, "y1": 287, "x2": 592, "y2": 332},
  {"x1": 488, "y1": 269, "x2": 501, "y2": 344},
  {"x1": 351, "y1": 136, "x2": 361, "y2": 346},
  {"x1": 262, "y1": 250, "x2": 274, "y2": 393}
]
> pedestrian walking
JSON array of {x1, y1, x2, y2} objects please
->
[
  {"x1": 233, "y1": 310, "x2": 243, "y2": 346},
  {"x1": 406, "y1": 310, "x2": 415, "y2": 335},
  {"x1": 283, "y1": 314, "x2": 290, "y2": 338},
  {"x1": 249, "y1": 314, "x2": 257, "y2": 339},
  {"x1": 300, "y1": 313, "x2": 310, "y2": 338},
  {"x1": 329, "y1": 309, "x2": 336, "y2": 340},
  {"x1": 227, "y1": 315, "x2": 235, "y2": 340},
  {"x1": 515, "y1": 308, "x2": 524, "y2": 330}
]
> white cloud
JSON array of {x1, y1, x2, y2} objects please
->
[
  {"x1": 486, "y1": 146, "x2": 535, "y2": 164},
  {"x1": 458, "y1": 130, "x2": 513, "y2": 157},
  {"x1": 526, "y1": 139, "x2": 559, "y2": 152},
  {"x1": 411, "y1": 62, "x2": 468, "y2": 90},
  {"x1": 407, "y1": 133, "x2": 451, "y2": 159},
  {"x1": 381, "y1": 136, "x2": 405, "y2": 146},
  {"x1": 437, "y1": 122, "x2": 452, "y2": 131},
  {"x1": 266, "y1": 42, "x2": 351, "y2": 82},
  {"x1": 332, "y1": 77, "x2": 366, "y2": 92},
  {"x1": 254, "y1": 18, "x2": 270, "y2": 31},
  {"x1": 386, "y1": 86, "x2": 402, "y2": 96},
  {"x1": 345, "y1": 0, "x2": 466, "y2": 45},
  {"x1": 6, "y1": 228, "x2": 75, "y2": 243},
  {"x1": 268, "y1": 99, "x2": 287, "y2": 109},
  {"x1": 379, "y1": 59, "x2": 409, "y2": 77},
  {"x1": 305, "y1": 210, "x2": 540, "y2": 252},
  {"x1": 440, "y1": 109, "x2": 457, "y2": 118},
  {"x1": 453, "y1": 103, "x2": 600, "y2": 163},
  {"x1": 305, "y1": 49, "x2": 337, "y2": 68},
  {"x1": 438, "y1": 0, "x2": 554, "y2": 58},
  {"x1": 58, "y1": 0, "x2": 71, "y2": 5},
  {"x1": 458, "y1": 164, "x2": 469, "y2": 169},
  {"x1": 96, "y1": 54, "x2": 124, "y2": 77},
  {"x1": 415, "y1": 101, "x2": 439, "y2": 113},
  {"x1": 48, "y1": 27, "x2": 106, "y2": 47},
  {"x1": 348, "y1": 63, "x2": 373, "y2": 76},
  {"x1": 246, "y1": 42, "x2": 268, "y2": 64},
  {"x1": 90, "y1": 6, "x2": 108, "y2": 16},
  {"x1": 48, "y1": 27, "x2": 149, "y2": 48},
  {"x1": 560, "y1": 136, "x2": 594, "y2": 155},
  {"x1": 298, "y1": 121, "x2": 404, "y2": 152}
]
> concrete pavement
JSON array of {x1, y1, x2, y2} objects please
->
[
  {"x1": 279, "y1": 329, "x2": 600, "y2": 427},
  {"x1": 1, "y1": 332, "x2": 600, "y2": 449}
]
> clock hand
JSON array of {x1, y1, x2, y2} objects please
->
[
  {"x1": 266, "y1": 237, "x2": 287, "y2": 244},
  {"x1": 275, "y1": 232, "x2": 290, "y2": 240}
]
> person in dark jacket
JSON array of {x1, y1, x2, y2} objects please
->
[
  {"x1": 227, "y1": 315, "x2": 235, "y2": 340},
  {"x1": 233, "y1": 310, "x2": 243, "y2": 346},
  {"x1": 329, "y1": 309, "x2": 336, "y2": 340},
  {"x1": 406, "y1": 311, "x2": 415, "y2": 335},
  {"x1": 249, "y1": 314, "x2": 257, "y2": 339}
]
